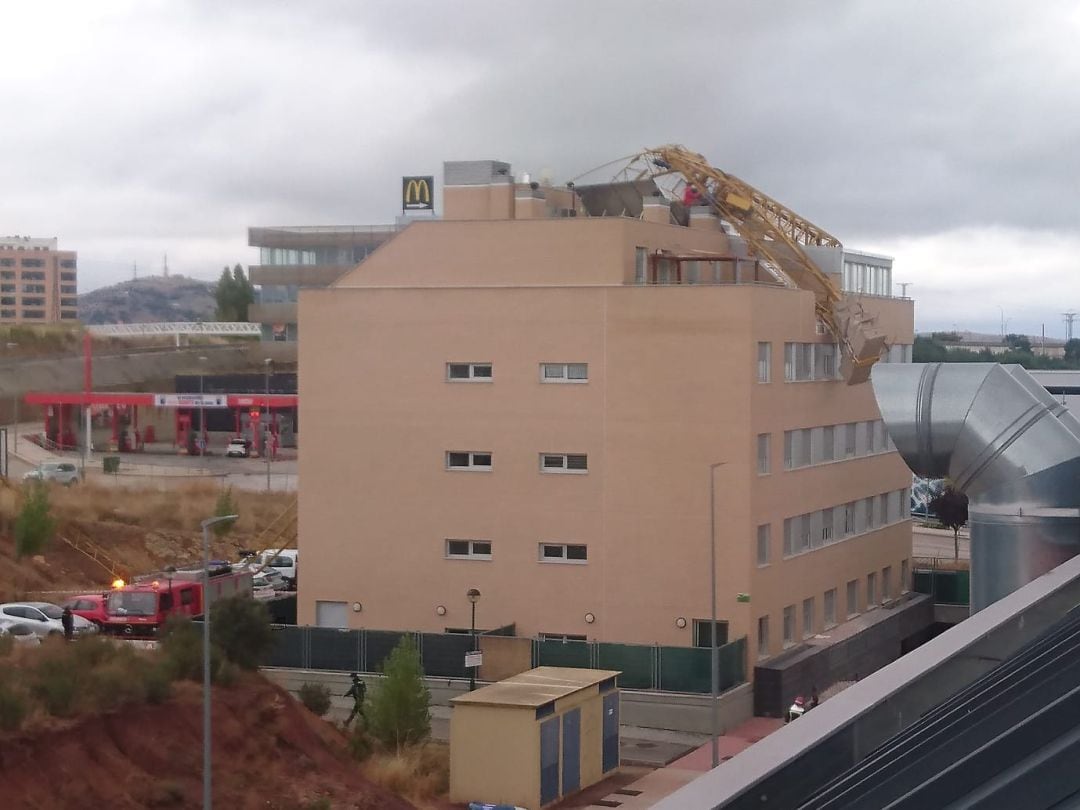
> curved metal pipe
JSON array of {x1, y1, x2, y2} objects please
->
[{"x1": 873, "y1": 363, "x2": 1080, "y2": 611}]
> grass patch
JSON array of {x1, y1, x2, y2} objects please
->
[{"x1": 361, "y1": 743, "x2": 449, "y2": 802}]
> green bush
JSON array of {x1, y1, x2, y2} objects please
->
[
  {"x1": 366, "y1": 635, "x2": 431, "y2": 750},
  {"x1": 89, "y1": 655, "x2": 148, "y2": 711},
  {"x1": 213, "y1": 487, "x2": 238, "y2": 536},
  {"x1": 31, "y1": 656, "x2": 79, "y2": 717},
  {"x1": 142, "y1": 662, "x2": 173, "y2": 705},
  {"x1": 298, "y1": 682, "x2": 332, "y2": 716},
  {"x1": 346, "y1": 725, "x2": 375, "y2": 762},
  {"x1": 160, "y1": 616, "x2": 220, "y2": 682},
  {"x1": 0, "y1": 676, "x2": 28, "y2": 731},
  {"x1": 211, "y1": 596, "x2": 273, "y2": 671},
  {"x1": 215, "y1": 660, "x2": 241, "y2": 687}
]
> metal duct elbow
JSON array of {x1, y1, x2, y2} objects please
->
[{"x1": 873, "y1": 363, "x2": 1080, "y2": 611}]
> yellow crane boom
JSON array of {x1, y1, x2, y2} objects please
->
[{"x1": 628, "y1": 145, "x2": 886, "y2": 384}]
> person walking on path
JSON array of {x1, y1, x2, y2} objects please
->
[
  {"x1": 344, "y1": 673, "x2": 366, "y2": 727},
  {"x1": 61, "y1": 606, "x2": 74, "y2": 641}
]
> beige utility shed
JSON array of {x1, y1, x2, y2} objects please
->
[{"x1": 450, "y1": 666, "x2": 621, "y2": 809}]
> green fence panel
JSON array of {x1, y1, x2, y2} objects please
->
[
  {"x1": 659, "y1": 646, "x2": 711, "y2": 694},
  {"x1": 596, "y1": 642, "x2": 654, "y2": 690},
  {"x1": 265, "y1": 624, "x2": 305, "y2": 668},
  {"x1": 913, "y1": 570, "x2": 933, "y2": 595},
  {"x1": 421, "y1": 632, "x2": 472, "y2": 679},
  {"x1": 932, "y1": 570, "x2": 970, "y2": 605},
  {"x1": 718, "y1": 637, "x2": 746, "y2": 690},
  {"x1": 365, "y1": 630, "x2": 409, "y2": 673},
  {"x1": 308, "y1": 627, "x2": 360, "y2": 671},
  {"x1": 536, "y1": 639, "x2": 591, "y2": 669}
]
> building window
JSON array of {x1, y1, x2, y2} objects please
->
[
  {"x1": 0, "y1": 309, "x2": 14, "y2": 319},
  {"x1": 867, "y1": 572, "x2": 878, "y2": 607},
  {"x1": 756, "y1": 524, "x2": 770, "y2": 566},
  {"x1": 634, "y1": 247, "x2": 647, "y2": 284},
  {"x1": 22, "y1": 284, "x2": 45, "y2": 294},
  {"x1": 757, "y1": 616, "x2": 769, "y2": 659},
  {"x1": 797, "y1": 430, "x2": 811, "y2": 468},
  {"x1": 843, "y1": 502, "x2": 856, "y2": 536},
  {"x1": 60, "y1": 297, "x2": 77, "y2": 308},
  {"x1": 844, "y1": 422, "x2": 857, "y2": 457},
  {"x1": 693, "y1": 619, "x2": 729, "y2": 647},
  {"x1": 0, "y1": 298, "x2": 13, "y2": 307},
  {"x1": 447, "y1": 362, "x2": 492, "y2": 381},
  {"x1": 820, "y1": 425, "x2": 835, "y2": 463},
  {"x1": 847, "y1": 579, "x2": 859, "y2": 617},
  {"x1": 865, "y1": 420, "x2": 876, "y2": 454},
  {"x1": 757, "y1": 433, "x2": 770, "y2": 475},
  {"x1": 0, "y1": 262, "x2": 13, "y2": 270},
  {"x1": 882, "y1": 566, "x2": 892, "y2": 601},
  {"x1": 796, "y1": 343, "x2": 813, "y2": 381},
  {"x1": 783, "y1": 431, "x2": 794, "y2": 469},
  {"x1": 540, "y1": 453, "x2": 588, "y2": 473},
  {"x1": 61, "y1": 312, "x2": 78, "y2": 320},
  {"x1": 59, "y1": 259, "x2": 76, "y2": 269},
  {"x1": 19, "y1": 259, "x2": 44, "y2": 269},
  {"x1": 802, "y1": 597, "x2": 815, "y2": 638},
  {"x1": 539, "y1": 632, "x2": 587, "y2": 643},
  {"x1": 445, "y1": 539, "x2": 492, "y2": 560},
  {"x1": 784, "y1": 343, "x2": 795, "y2": 381},
  {"x1": 539, "y1": 543, "x2": 588, "y2": 563},
  {"x1": 541, "y1": 363, "x2": 588, "y2": 383},
  {"x1": 445, "y1": 451, "x2": 492, "y2": 471},
  {"x1": 783, "y1": 605, "x2": 795, "y2": 647},
  {"x1": 757, "y1": 342, "x2": 770, "y2": 383},
  {"x1": 60, "y1": 285, "x2": 77, "y2": 295},
  {"x1": 821, "y1": 507, "x2": 834, "y2": 544},
  {"x1": 824, "y1": 588, "x2": 837, "y2": 628},
  {"x1": 21, "y1": 310, "x2": 44, "y2": 319},
  {"x1": 0, "y1": 284, "x2": 13, "y2": 293},
  {"x1": 901, "y1": 559, "x2": 910, "y2": 592},
  {"x1": 60, "y1": 272, "x2": 76, "y2": 282},
  {"x1": 865, "y1": 496, "x2": 876, "y2": 530},
  {"x1": 21, "y1": 297, "x2": 44, "y2": 307}
]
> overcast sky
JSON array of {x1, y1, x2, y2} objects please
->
[{"x1": 2, "y1": 1, "x2": 1078, "y2": 337}]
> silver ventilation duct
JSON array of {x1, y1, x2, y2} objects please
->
[{"x1": 872, "y1": 363, "x2": 1080, "y2": 611}]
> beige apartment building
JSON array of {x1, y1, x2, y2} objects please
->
[
  {"x1": 0, "y1": 236, "x2": 78, "y2": 324},
  {"x1": 298, "y1": 160, "x2": 914, "y2": 661}
]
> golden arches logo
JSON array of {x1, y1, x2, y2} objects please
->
[{"x1": 403, "y1": 176, "x2": 434, "y2": 209}]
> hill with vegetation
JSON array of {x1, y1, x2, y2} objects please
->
[
  {"x1": 914, "y1": 333, "x2": 1080, "y2": 370},
  {"x1": 78, "y1": 275, "x2": 216, "y2": 325}
]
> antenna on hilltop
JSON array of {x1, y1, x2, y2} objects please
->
[
  {"x1": 163, "y1": 252, "x2": 169, "y2": 278},
  {"x1": 1064, "y1": 312, "x2": 1077, "y2": 342},
  {"x1": 132, "y1": 262, "x2": 137, "y2": 281}
]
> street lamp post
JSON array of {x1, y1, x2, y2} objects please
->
[
  {"x1": 264, "y1": 358, "x2": 272, "y2": 491},
  {"x1": 708, "y1": 461, "x2": 726, "y2": 769},
  {"x1": 467, "y1": 588, "x2": 481, "y2": 691},
  {"x1": 6, "y1": 343, "x2": 18, "y2": 454},
  {"x1": 198, "y1": 356, "x2": 209, "y2": 455},
  {"x1": 199, "y1": 513, "x2": 238, "y2": 810}
]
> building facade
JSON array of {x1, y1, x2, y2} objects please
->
[
  {"x1": 0, "y1": 236, "x2": 77, "y2": 324},
  {"x1": 247, "y1": 225, "x2": 399, "y2": 341},
  {"x1": 297, "y1": 160, "x2": 915, "y2": 660}
]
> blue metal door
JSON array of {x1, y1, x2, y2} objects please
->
[
  {"x1": 602, "y1": 692, "x2": 619, "y2": 773},
  {"x1": 562, "y1": 708, "x2": 581, "y2": 795},
  {"x1": 540, "y1": 717, "x2": 559, "y2": 805}
]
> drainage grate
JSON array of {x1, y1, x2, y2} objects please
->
[
  {"x1": 632, "y1": 741, "x2": 658, "y2": 749},
  {"x1": 614, "y1": 788, "x2": 644, "y2": 796},
  {"x1": 593, "y1": 802, "x2": 623, "y2": 808}
]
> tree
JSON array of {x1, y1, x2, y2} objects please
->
[
  {"x1": 214, "y1": 264, "x2": 254, "y2": 322},
  {"x1": 15, "y1": 482, "x2": 55, "y2": 559},
  {"x1": 213, "y1": 487, "x2": 237, "y2": 537},
  {"x1": 366, "y1": 635, "x2": 431, "y2": 750},
  {"x1": 929, "y1": 485, "x2": 969, "y2": 560},
  {"x1": 1004, "y1": 333, "x2": 1032, "y2": 353},
  {"x1": 210, "y1": 596, "x2": 274, "y2": 670},
  {"x1": 1066, "y1": 338, "x2": 1080, "y2": 364}
]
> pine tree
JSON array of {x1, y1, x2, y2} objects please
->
[
  {"x1": 231, "y1": 264, "x2": 254, "y2": 321},
  {"x1": 214, "y1": 267, "x2": 238, "y2": 321},
  {"x1": 15, "y1": 482, "x2": 56, "y2": 559},
  {"x1": 929, "y1": 485, "x2": 969, "y2": 560},
  {"x1": 366, "y1": 635, "x2": 431, "y2": 750}
]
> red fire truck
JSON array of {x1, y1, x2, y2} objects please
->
[{"x1": 101, "y1": 562, "x2": 253, "y2": 638}]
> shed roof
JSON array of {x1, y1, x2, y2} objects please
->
[{"x1": 451, "y1": 666, "x2": 619, "y2": 709}]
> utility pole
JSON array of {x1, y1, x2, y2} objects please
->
[{"x1": 1064, "y1": 312, "x2": 1076, "y2": 342}]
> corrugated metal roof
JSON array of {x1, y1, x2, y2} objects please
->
[{"x1": 451, "y1": 666, "x2": 619, "y2": 709}]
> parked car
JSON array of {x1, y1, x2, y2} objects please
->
[
  {"x1": 61, "y1": 594, "x2": 109, "y2": 626},
  {"x1": 251, "y1": 575, "x2": 276, "y2": 601},
  {"x1": 247, "y1": 565, "x2": 287, "y2": 591},
  {"x1": 0, "y1": 602, "x2": 96, "y2": 637},
  {"x1": 23, "y1": 461, "x2": 80, "y2": 486},
  {"x1": 257, "y1": 549, "x2": 298, "y2": 589},
  {"x1": 0, "y1": 619, "x2": 42, "y2": 646},
  {"x1": 225, "y1": 438, "x2": 251, "y2": 458}
]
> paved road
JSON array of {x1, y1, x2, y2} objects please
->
[{"x1": 913, "y1": 526, "x2": 970, "y2": 560}]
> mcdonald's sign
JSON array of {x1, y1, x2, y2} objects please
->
[{"x1": 402, "y1": 175, "x2": 434, "y2": 211}]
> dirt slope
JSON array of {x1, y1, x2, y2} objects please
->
[{"x1": 0, "y1": 677, "x2": 416, "y2": 810}]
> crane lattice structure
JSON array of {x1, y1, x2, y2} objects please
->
[{"x1": 618, "y1": 145, "x2": 887, "y2": 384}]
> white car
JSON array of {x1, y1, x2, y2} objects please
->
[
  {"x1": 0, "y1": 619, "x2": 42, "y2": 646},
  {"x1": 251, "y1": 575, "x2": 276, "y2": 601},
  {"x1": 258, "y1": 549, "x2": 298, "y2": 589},
  {"x1": 0, "y1": 602, "x2": 96, "y2": 637},
  {"x1": 225, "y1": 438, "x2": 251, "y2": 458},
  {"x1": 23, "y1": 462, "x2": 80, "y2": 486}
]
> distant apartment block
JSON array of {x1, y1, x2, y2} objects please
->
[
  {"x1": 247, "y1": 225, "x2": 399, "y2": 341},
  {"x1": 0, "y1": 236, "x2": 77, "y2": 324}
]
